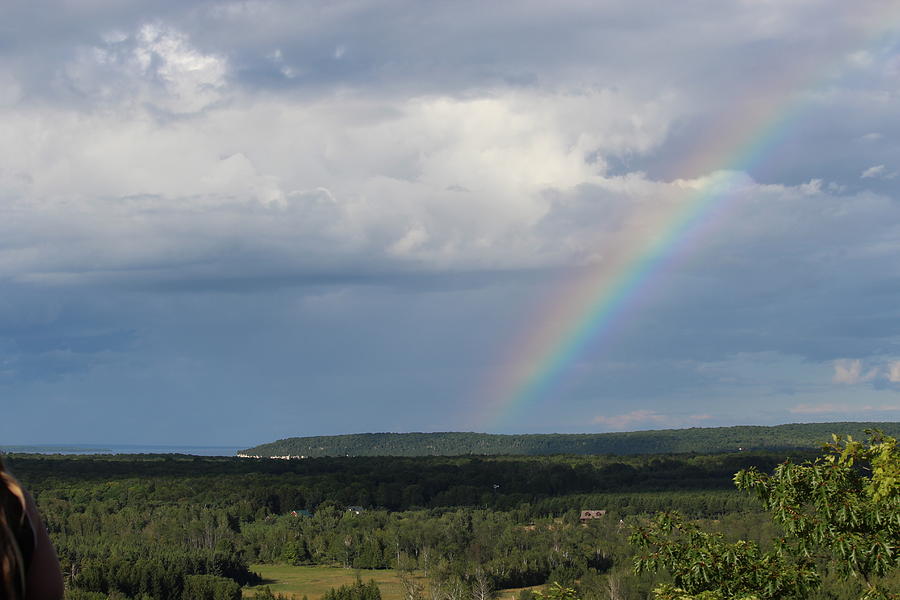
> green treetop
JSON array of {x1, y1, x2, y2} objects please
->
[{"x1": 631, "y1": 431, "x2": 899, "y2": 600}]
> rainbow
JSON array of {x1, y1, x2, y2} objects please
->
[{"x1": 477, "y1": 10, "x2": 900, "y2": 429}]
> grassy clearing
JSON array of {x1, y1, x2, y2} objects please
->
[
  {"x1": 242, "y1": 565, "x2": 424, "y2": 600},
  {"x1": 242, "y1": 565, "x2": 539, "y2": 600}
]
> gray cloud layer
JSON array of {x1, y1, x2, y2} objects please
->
[{"x1": 1, "y1": 1, "x2": 899, "y2": 443}]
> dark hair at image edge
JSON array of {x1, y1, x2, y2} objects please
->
[{"x1": 0, "y1": 455, "x2": 27, "y2": 600}]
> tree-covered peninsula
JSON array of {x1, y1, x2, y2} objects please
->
[{"x1": 239, "y1": 422, "x2": 900, "y2": 458}]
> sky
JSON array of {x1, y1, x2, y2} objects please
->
[{"x1": 1, "y1": 0, "x2": 899, "y2": 446}]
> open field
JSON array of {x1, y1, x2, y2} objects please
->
[
  {"x1": 243, "y1": 565, "x2": 425, "y2": 600},
  {"x1": 243, "y1": 565, "x2": 537, "y2": 600}
]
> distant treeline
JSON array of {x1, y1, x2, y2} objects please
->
[
  {"x1": 239, "y1": 422, "x2": 900, "y2": 457},
  {"x1": 8, "y1": 451, "x2": 800, "y2": 513}
]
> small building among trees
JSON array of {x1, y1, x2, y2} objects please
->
[{"x1": 580, "y1": 510, "x2": 607, "y2": 523}]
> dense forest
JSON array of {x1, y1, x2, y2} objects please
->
[
  {"x1": 4, "y1": 430, "x2": 896, "y2": 599},
  {"x1": 4, "y1": 450, "x2": 783, "y2": 599},
  {"x1": 239, "y1": 422, "x2": 900, "y2": 457}
]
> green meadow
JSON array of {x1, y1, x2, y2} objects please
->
[
  {"x1": 243, "y1": 565, "x2": 534, "y2": 600},
  {"x1": 243, "y1": 565, "x2": 421, "y2": 600}
]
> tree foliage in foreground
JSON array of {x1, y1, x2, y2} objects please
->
[{"x1": 631, "y1": 431, "x2": 899, "y2": 600}]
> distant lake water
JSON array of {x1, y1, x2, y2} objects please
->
[{"x1": 1, "y1": 444, "x2": 243, "y2": 457}]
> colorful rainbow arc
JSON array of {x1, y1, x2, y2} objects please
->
[{"x1": 477, "y1": 11, "x2": 900, "y2": 429}]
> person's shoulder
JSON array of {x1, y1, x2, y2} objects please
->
[{"x1": 22, "y1": 489, "x2": 64, "y2": 600}]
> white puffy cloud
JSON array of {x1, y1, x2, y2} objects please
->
[
  {"x1": 829, "y1": 359, "x2": 900, "y2": 387},
  {"x1": 0, "y1": 64, "x2": 685, "y2": 281},
  {"x1": 862, "y1": 165, "x2": 886, "y2": 178},
  {"x1": 62, "y1": 23, "x2": 227, "y2": 114},
  {"x1": 832, "y1": 359, "x2": 879, "y2": 384},
  {"x1": 888, "y1": 361, "x2": 900, "y2": 383},
  {"x1": 860, "y1": 164, "x2": 896, "y2": 179}
]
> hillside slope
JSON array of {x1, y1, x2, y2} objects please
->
[{"x1": 239, "y1": 422, "x2": 899, "y2": 457}]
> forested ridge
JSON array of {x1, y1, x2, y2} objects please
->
[{"x1": 240, "y1": 422, "x2": 900, "y2": 457}]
